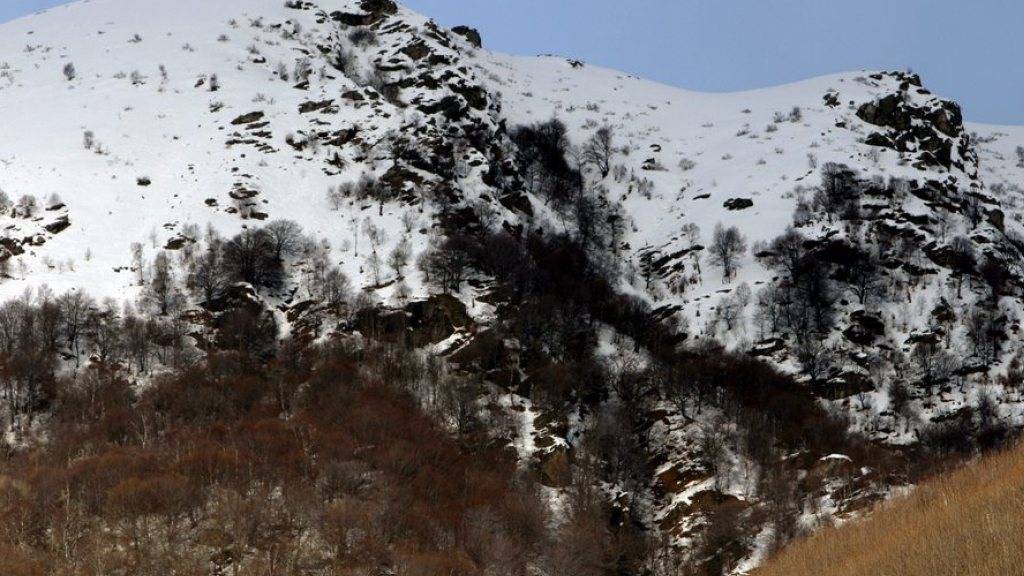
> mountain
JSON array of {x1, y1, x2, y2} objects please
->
[{"x1": 2, "y1": 0, "x2": 1024, "y2": 574}]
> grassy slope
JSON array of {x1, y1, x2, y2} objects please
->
[{"x1": 755, "y1": 442, "x2": 1024, "y2": 576}]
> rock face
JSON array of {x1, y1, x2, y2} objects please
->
[
  {"x1": 536, "y1": 446, "x2": 572, "y2": 487},
  {"x1": 451, "y1": 25, "x2": 482, "y2": 48},
  {"x1": 856, "y1": 72, "x2": 974, "y2": 171},
  {"x1": 332, "y1": 0, "x2": 397, "y2": 25},
  {"x1": 231, "y1": 111, "x2": 265, "y2": 125},
  {"x1": 353, "y1": 294, "x2": 471, "y2": 348}
]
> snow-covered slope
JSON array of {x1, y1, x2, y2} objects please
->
[
  {"x1": 3, "y1": 1, "x2": 1020, "y2": 340},
  {"x1": 482, "y1": 51, "x2": 1024, "y2": 429},
  {"x1": 0, "y1": 0, "x2": 521, "y2": 306}
]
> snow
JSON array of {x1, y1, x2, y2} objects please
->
[
  {"x1": 1, "y1": 0, "x2": 1015, "y2": 326},
  {"x1": 476, "y1": 55, "x2": 977, "y2": 343},
  {"x1": 476, "y1": 49, "x2": 1024, "y2": 446},
  {"x1": 0, "y1": 0, "x2": 469, "y2": 308}
]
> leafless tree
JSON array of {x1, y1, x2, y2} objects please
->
[
  {"x1": 709, "y1": 223, "x2": 747, "y2": 281},
  {"x1": 264, "y1": 219, "x2": 304, "y2": 261},
  {"x1": 582, "y1": 126, "x2": 614, "y2": 178},
  {"x1": 388, "y1": 238, "x2": 411, "y2": 279}
]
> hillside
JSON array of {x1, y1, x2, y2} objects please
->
[
  {"x1": 1, "y1": 0, "x2": 1024, "y2": 574},
  {"x1": 754, "y1": 442, "x2": 1024, "y2": 576}
]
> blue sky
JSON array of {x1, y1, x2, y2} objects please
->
[{"x1": 5, "y1": 0, "x2": 1022, "y2": 124}]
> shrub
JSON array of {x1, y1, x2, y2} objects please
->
[{"x1": 348, "y1": 27, "x2": 377, "y2": 46}]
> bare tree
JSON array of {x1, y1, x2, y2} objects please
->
[
  {"x1": 582, "y1": 126, "x2": 614, "y2": 178},
  {"x1": 190, "y1": 243, "x2": 228, "y2": 303},
  {"x1": 264, "y1": 219, "x2": 304, "y2": 261},
  {"x1": 147, "y1": 251, "x2": 174, "y2": 315},
  {"x1": 709, "y1": 223, "x2": 747, "y2": 282},
  {"x1": 58, "y1": 290, "x2": 93, "y2": 355},
  {"x1": 418, "y1": 236, "x2": 471, "y2": 294},
  {"x1": 388, "y1": 238, "x2": 411, "y2": 279},
  {"x1": 948, "y1": 235, "x2": 976, "y2": 298},
  {"x1": 322, "y1": 267, "x2": 351, "y2": 307},
  {"x1": 365, "y1": 250, "x2": 382, "y2": 286},
  {"x1": 848, "y1": 253, "x2": 882, "y2": 306},
  {"x1": 681, "y1": 222, "x2": 701, "y2": 246},
  {"x1": 223, "y1": 228, "x2": 284, "y2": 290}
]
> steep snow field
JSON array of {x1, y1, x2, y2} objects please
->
[
  {"x1": 3, "y1": 0, "x2": 1020, "y2": 312},
  {"x1": 0, "y1": 0, "x2": 460, "y2": 304}
]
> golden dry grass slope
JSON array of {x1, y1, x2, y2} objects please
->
[{"x1": 754, "y1": 443, "x2": 1024, "y2": 576}]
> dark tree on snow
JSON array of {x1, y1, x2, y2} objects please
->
[{"x1": 709, "y1": 223, "x2": 747, "y2": 282}]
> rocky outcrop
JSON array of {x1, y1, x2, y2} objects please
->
[
  {"x1": 451, "y1": 25, "x2": 482, "y2": 48},
  {"x1": 353, "y1": 294, "x2": 471, "y2": 348},
  {"x1": 330, "y1": 0, "x2": 397, "y2": 26},
  {"x1": 856, "y1": 72, "x2": 974, "y2": 172}
]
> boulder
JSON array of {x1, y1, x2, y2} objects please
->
[
  {"x1": 354, "y1": 294, "x2": 471, "y2": 348},
  {"x1": 750, "y1": 337, "x2": 785, "y2": 357},
  {"x1": 44, "y1": 216, "x2": 71, "y2": 234},
  {"x1": 536, "y1": 447, "x2": 572, "y2": 488},
  {"x1": 298, "y1": 99, "x2": 336, "y2": 114},
  {"x1": 656, "y1": 465, "x2": 705, "y2": 495},
  {"x1": 814, "y1": 372, "x2": 874, "y2": 400},
  {"x1": 205, "y1": 283, "x2": 261, "y2": 313},
  {"x1": 230, "y1": 111, "x2": 265, "y2": 125},
  {"x1": 850, "y1": 310, "x2": 885, "y2": 336},
  {"x1": 331, "y1": 0, "x2": 397, "y2": 26},
  {"x1": 987, "y1": 208, "x2": 1005, "y2": 232},
  {"x1": 723, "y1": 198, "x2": 754, "y2": 211},
  {"x1": 400, "y1": 42, "x2": 430, "y2": 61}
]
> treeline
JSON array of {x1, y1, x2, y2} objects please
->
[
  {"x1": 0, "y1": 216, "x2": 356, "y2": 433},
  {"x1": 0, "y1": 291, "x2": 193, "y2": 431}
]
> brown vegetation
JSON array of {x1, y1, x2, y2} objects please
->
[
  {"x1": 0, "y1": 341, "x2": 555, "y2": 575},
  {"x1": 755, "y1": 442, "x2": 1024, "y2": 576}
]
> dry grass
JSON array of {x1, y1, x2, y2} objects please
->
[{"x1": 754, "y1": 443, "x2": 1024, "y2": 576}]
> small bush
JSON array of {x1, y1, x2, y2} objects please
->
[{"x1": 348, "y1": 27, "x2": 377, "y2": 46}]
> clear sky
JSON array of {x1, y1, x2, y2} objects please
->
[{"x1": 4, "y1": 0, "x2": 1023, "y2": 124}]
